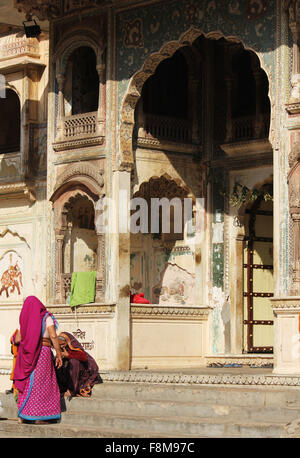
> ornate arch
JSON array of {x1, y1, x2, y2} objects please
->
[
  {"x1": 118, "y1": 26, "x2": 274, "y2": 171},
  {"x1": 50, "y1": 162, "x2": 104, "y2": 205},
  {"x1": 53, "y1": 30, "x2": 105, "y2": 74}
]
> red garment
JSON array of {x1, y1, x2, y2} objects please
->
[
  {"x1": 130, "y1": 292, "x2": 151, "y2": 304},
  {"x1": 67, "y1": 349, "x2": 87, "y2": 362}
]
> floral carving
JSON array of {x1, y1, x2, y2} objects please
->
[{"x1": 123, "y1": 18, "x2": 144, "y2": 48}]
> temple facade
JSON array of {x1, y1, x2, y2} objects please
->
[{"x1": 0, "y1": 0, "x2": 300, "y2": 385}]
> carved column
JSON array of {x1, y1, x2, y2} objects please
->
[
  {"x1": 56, "y1": 73, "x2": 65, "y2": 140},
  {"x1": 253, "y1": 70, "x2": 262, "y2": 138},
  {"x1": 96, "y1": 62, "x2": 106, "y2": 136},
  {"x1": 189, "y1": 77, "x2": 200, "y2": 144},
  {"x1": 270, "y1": 159, "x2": 300, "y2": 374},
  {"x1": 288, "y1": 162, "x2": 300, "y2": 295},
  {"x1": 225, "y1": 77, "x2": 233, "y2": 142},
  {"x1": 95, "y1": 232, "x2": 105, "y2": 302},
  {"x1": 286, "y1": 0, "x2": 300, "y2": 100},
  {"x1": 224, "y1": 44, "x2": 234, "y2": 143},
  {"x1": 55, "y1": 233, "x2": 65, "y2": 303}
]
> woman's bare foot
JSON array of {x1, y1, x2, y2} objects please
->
[
  {"x1": 18, "y1": 418, "x2": 23, "y2": 424},
  {"x1": 64, "y1": 390, "x2": 72, "y2": 398}
]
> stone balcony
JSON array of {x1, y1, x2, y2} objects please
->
[{"x1": 53, "y1": 111, "x2": 105, "y2": 152}]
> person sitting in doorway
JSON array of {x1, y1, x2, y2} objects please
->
[{"x1": 56, "y1": 332, "x2": 101, "y2": 398}]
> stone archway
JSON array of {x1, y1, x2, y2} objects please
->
[
  {"x1": 50, "y1": 163, "x2": 105, "y2": 304},
  {"x1": 118, "y1": 26, "x2": 274, "y2": 171}
]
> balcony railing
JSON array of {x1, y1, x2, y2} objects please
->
[
  {"x1": 53, "y1": 111, "x2": 104, "y2": 151},
  {"x1": 230, "y1": 114, "x2": 270, "y2": 142},
  {"x1": 140, "y1": 114, "x2": 192, "y2": 143},
  {"x1": 63, "y1": 112, "x2": 97, "y2": 138}
]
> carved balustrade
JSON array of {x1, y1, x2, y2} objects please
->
[
  {"x1": 230, "y1": 114, "x2": 269, "y2": 142},
  {"x1": 139, "y1": 114, "x2": 192, "y2": 144},
  {"x1": 53, "y1": 110, "x2": 104, "y2": 151},
  {"x1": 63, "y1": 112, "x2": 98, "y2": 138}
]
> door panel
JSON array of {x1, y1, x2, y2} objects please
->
[{"x1": 243, "y1": 200, "x2": 273, "y2": 353}]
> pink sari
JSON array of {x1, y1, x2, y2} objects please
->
[{"x1": 13, "y1": 296, "x2": 61, "y2": 421}]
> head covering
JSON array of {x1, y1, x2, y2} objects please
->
[
  {"x1": 13, "y1": 296, "x2": 55, "y2": 393},
  {"x1": 58, "y1": 332, "x2": 100, "y2": 396},
  {"x1": 59, "y1": 332, "x2": 86, "y2": 355}
]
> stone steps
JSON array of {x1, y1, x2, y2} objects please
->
[
  {"x1": 60, "y1": 396, "x2": 300, "y2": 424},
  {"x1": 1, "y1": 377, "x2": 300, "y2": 438},
  {"x1": 0, "y1": 415, "x2": 287, "y2": 439}
]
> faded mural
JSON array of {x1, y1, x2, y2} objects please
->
[{"x1": 0, "y1": 251, "x2": 23, "y2": 301}]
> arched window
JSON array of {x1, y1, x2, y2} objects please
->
[
  {"x1": 64, "y1": 46, "x2": 99, "y2": 116},
  {"x1": 0, "y1": 89, "x2": 20, "y2": 153}
]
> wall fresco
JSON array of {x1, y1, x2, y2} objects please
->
[
  {"x1": 116, "y1": 0, "x2": 277, "y2": 109},
  {"x1": 0, "y1": 251, "x2": 23, "y2": 301}
]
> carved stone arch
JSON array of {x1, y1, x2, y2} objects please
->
[
  {"x1": 50, "y1": 162, "x2": 104, "y2": 205},
  {"x1": 119, "y1": 26, "x2": 274, "y2": 171},
  {"x1": 134, "y1": 173, "x2": 191, "y2": 199},
  {"x1": 54, "y1": 30, "x2": 104, "y2": 75},
  {"x1": 52, "y1": 184, "x2": 106, "y2": 304}
]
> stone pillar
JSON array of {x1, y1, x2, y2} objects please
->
[
  {"x1": 55, "y1": 233, "x2": 65, "y2": 304},
  {"x1": 224, "y1": 44, "x2": 234, "y2": 143},
  {"x1": 288, "y1": 162, "x2": 300, "y2": 295},
  {"x1": 97, "y1": 63, "x2": 106, "y2": 136},
  {"x1": 253, "y1": 70, "x2": 262, "y2": 138},
  {"x1": 95, "y1": 232, "x2": 105, "y2": 302},
  {"x1": 189, "y1": 77, "x2": 200, "y2": 144},
  {"x1": 113, "y1": 170, "x2": 131, "y2": 370},
  {"x1": 271, "y1": 159, "x2": 300, "y2": 374},
  {"x1": 56, "y1": 73, "x2": 65, "y2": 140},
  {"x1": 286, "y1": 1, "x2": 300, "y2": 100},
  {"x1": 225, "y1": 77, "x2": 233, "y2": 142}
]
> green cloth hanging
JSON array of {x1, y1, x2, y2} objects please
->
[{"x1": 69, "y1": 271, "x2": 97, "y2": 308}]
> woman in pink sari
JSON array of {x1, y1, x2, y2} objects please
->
[{"x1": 13, "y1": 296, "x2": 63, "y2": 423}]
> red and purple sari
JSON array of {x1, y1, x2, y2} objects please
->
[
  {"x1": 57, "y1": 332, "x2": 100, "y2": 397},
  {"x1": 13, "y1": 296, "x2": 61, "y2": 422}
]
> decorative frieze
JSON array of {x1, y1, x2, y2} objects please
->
[
  {"x1": 100, "y1": 370, "x2": 300, "y2": 387},
  {"x1": 47, "y1": 303, "x2": 116, "y2": 314},
  {"x1": 0, "y1": 34, "x2": 40, "y2": 61},
  {"x1": 131, "y1": 305, "x2": 211, "y2": 320}
]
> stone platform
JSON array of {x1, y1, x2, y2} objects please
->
[{"x1": 1, "y1": 366, "x2": 300, "y2": 438}]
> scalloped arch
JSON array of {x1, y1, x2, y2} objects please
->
[
  {"x1": 0, "y1": 228, "x2": 31, "y2": 249},
  {"x1": 118, "y1": 26, "x2": 273, "y2": 171}
]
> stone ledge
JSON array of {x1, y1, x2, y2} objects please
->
[
  {"x1": 206, "y1": 354, "x2": 273, "y2": 368},
  {"x1": 99, "y1": 370, "x2": 300, "y2": 386}
]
